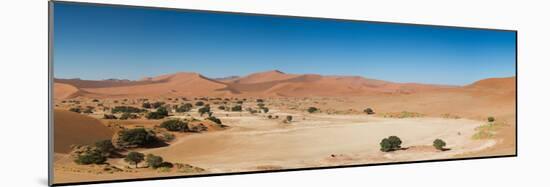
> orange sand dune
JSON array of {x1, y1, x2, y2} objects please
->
[
  {"x1": 53, "y1": 83, "x2": 80, "y2": 100},
  {"x1": 54, "y1": 109, "x2": 114, "y2": 153},
  {"x1": 75, "y1": 72, "x2": 230, "y2": 98},
  {"x1": 53, "y1": 71, "x2": 511, "y2": 99},
  {"x1": 230, "y1": 70, "x2": 300, "y2": 84}
]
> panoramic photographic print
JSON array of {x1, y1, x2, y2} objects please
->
[{"x1": 50, "y1": 2, "x2": 517, "y2": 185}]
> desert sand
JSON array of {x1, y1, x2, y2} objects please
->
[{"x1": 52, "y1": 70, "x2": 515, "y2": 184}]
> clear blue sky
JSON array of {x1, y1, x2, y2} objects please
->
[{"x1": 53, "y1": 2, "x2": 516, "y2": 85}]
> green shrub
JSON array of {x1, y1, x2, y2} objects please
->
[
  {"x1": 488, "y1": 116, "x2": 495, "y2": 123},
  {"x1": 120, "y1": 113, "x2": 138, "y2": 120},
  {"x1": 146, "y1": 112, "x2": 166, "y2": 119},
  {"x1": 94, "y1": 140, "x2": 115, "y2": 156},
  {"x1": 198, "y1": 106, "x2": 210, "y2": 116},
  {"x1": 364, "y1": 108, "x2": 375, "y2": 115},
  {"x1": 146, "y1": 154, "x2": 164, "y2": 169},
  {"x1": 286, "y1": 115, "x2": 293, "y2": 122},
  {"x1": 307, "y1": 107, "x2": 319, "y2": 113},
  {"x1": 75, "y1": 149, "x2": 106, "y2": 165},
  {"x1": 380, "y1": 136, "x2": 402, "y2": 152},
  {"x1": 206, "y1": 116, "x2": 222, "y2": 124},
  {"x1": 124, "y1": 152, "x2": 145, "y2": 168},
  {"x1": 103, "y1": 114, "x2": 117, "y2": 119},
  {"x1": 433, "y1": 139, "x2": 447, "y2": 151},
  {"x1": 142, "y1": 102, "x2": 152, "y2": 109},
  {"x1": 162, "y1": 132, "x2": 175, "y2": 142},
  {"x1": 218, "y1": 105, "x2": 226, "y2": 110},
  {"x1": 160, "y1": 119, "x2": 189, "y2": 132},
  {"x1": 112, "y1": 106, "x2": 144, "y2": 113},
  {"x1": 116, "y1": 128, "x2": 158, "y2": 148},
  {"x1": 151, "y1": 102, "x2": 165, "y2": 109},
  {"x1": 176, "y1": 104, "x2": 192, "y2": 112},
  {"x1": 231, "y1": 105, "x2": 242, "y2": 112},
  {"x1": 69, "y1": 107, "x2": 81, "y2": 113},
  {"x1": 195, "y1": 101, "x2": 205, "y2": 106}
]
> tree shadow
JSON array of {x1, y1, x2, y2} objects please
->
[{"x1": 142, "y1": 141, "x2": 170, "y2": 149}]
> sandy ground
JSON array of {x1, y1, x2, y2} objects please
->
[
  {"x1": 53, "y1": 111, "x2": 493, "y2": 184},
  {"x1": 146, "y1": 113, "x2": 491, "y2": 172}
]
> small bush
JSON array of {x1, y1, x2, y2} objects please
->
[
  {"x1": 231, "y1": 105, "x2": 242, "y2": 111},
  {"x1": 198, "y1": 106, "x2": 210, "y2": 116},
  {"x1": 307, "y1": 107, "x2": 319, "y2": 113},
  {"x1": 176, "y1": 104, "x2": 192, "y2": 113},
  {"x1": 146, "y1": 112, "x2": 166, "y2": 119},
  {"x1": 433, "y1": 139, "x2": 447, "y2": 151},
  {"x1": 124, "y1": 152, "x2": 145, "y2": 168},
  {"x1": 160, "y1": 120, "x2": 189, "y2": 132},
  {"x1": 151, "y1": 102, "x2": 165, "y2": 109},
  {"x1": 162, "y1": 132, "x2": 175, "y2": 142},
  {"x1": 103, "y1": 114, "x2": 118, "y2": 119},
  {"x1": 285, "y1": 115, "x2": 293, "y2": 123},
  {"x1": 364, "y1": 108, "x2": 375, "y2": 115},
  {"x1": 142, "y1": 102, "x2": 152, "y2": 109},
  {"x1": 195, "y1": 101, "x2": 205, "y2": 106},
  {"x1": 380, "y1": 136, "x2": 402, "y2": 152},
  {"x1": 488, "y1": 116, "x2": 495, "y2": 123},
  {"x1": 206, "y1": 116, "x2": 222, "y2": 124},
  {"x1": 218, "y1": 105, "x2": 226, "y2": 110},
  {"x1": 112, "y1": 106, "x2": 144, "y2": 113},
  {"x1": 256, "y1": 99, "x2": 264, "y2": 103},
  {"x1": 69, "y1": 107, "x2": 81, "y2": 113},
  {"x1": 261, "y1": 107, "x2": 269, "y2": 113},
  {"x1": 120, "y1": 113, "x2": 138, "y2": 120}
]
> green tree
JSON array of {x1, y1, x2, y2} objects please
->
[
  {"x1": 124, "y1": 152, "x2": 145, "y2": 168},
  {"x1": 74, "y1": 149, "x2": 106, "y2": 165},
  {"x1": 146, "y1": 154, "x2": 164, "y2": 169},
  {"x1": 94, "y1": 140, "x2": 115, "y2": 156},
  {"x1": 379, "y1": 136, "x2": 402, "y2": 152},
  {"x1": 488, "y1": 116, "x2": 495, "y2": 123},
  {"x1": 433, "y1": 139, "x2": 447, "y2": 151},
  {"x1": 195, "y1": 101, "x2": 205, "y2": 106},
  {"x1": 116, "y1": 128, "x2": 158, "y2": 148}
]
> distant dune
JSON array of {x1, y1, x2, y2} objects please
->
[
  {"x1": 54, "y1": 109, "x2": 113, "y2": 153},
  {"x1": 53, "y1": 70, "x2": 513, "y2": 99}
]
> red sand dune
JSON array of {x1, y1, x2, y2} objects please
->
[{"x1": 54, "y1": 109, "x2": 114, "y2": 153}]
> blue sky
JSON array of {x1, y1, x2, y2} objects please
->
[{"x1": 53, "y1": 2, "x2": 516, "y2": 85}]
